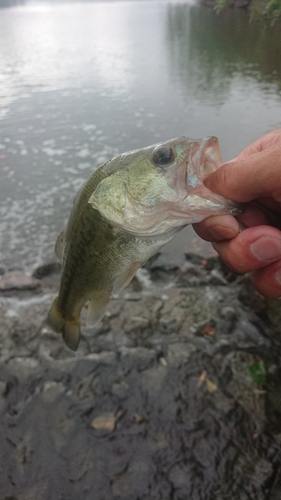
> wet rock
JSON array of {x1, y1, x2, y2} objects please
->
[
  {"x1": 0, "y1": 266, "x2": 6, "y2": 276},
  {"x1": 166, "y1": 342, "x2": 196, "y2": 365},
  {"x1": 0, "y1": 271, "x2": 41, "y2": 293},
  {"x1": 32, "y1": 262, "x2": 61, "y2": 289},
  {"x1": 184, "y1": 252, "x2": 206, "y2": 266},
  {"x1": 0, "y1": 256, "x2": 281, "y2": 499},
  {"x1": 32, "y1": 262, "x2": 61, "y2": 279},
  {"x1": 238, "y1": 277, "x2": 266, "y2": 312},
  {"x1": 220, "y1": 306, "x2": 237, "y2": 320},
  {"x1": 265, "y1": 297, "x2": 281, "y2": 332}
]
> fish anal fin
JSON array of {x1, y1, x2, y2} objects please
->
[
  {"x1": 47, "y1": 297, "x2": 80, "y2": 351},
  {"x1": 55, "y1": 231, "x2": 65, "y2": 262},
  {"x1": 113, "y1": 261, "x2": 143, "y2": 295},
  {"x1": 86, "y1": 292, "x2": 111, "y2": 328}
]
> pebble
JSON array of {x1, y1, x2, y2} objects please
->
[
  {"x1": 0, "y1": 271, "x2": 41, "y2": 292},
  {"x1": 91, "y1": 413, "x2": 116, "y2": 431}
]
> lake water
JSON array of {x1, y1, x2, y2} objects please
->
[{"x1": 1, "y1": 0, "x2": 281, "y2": 271}]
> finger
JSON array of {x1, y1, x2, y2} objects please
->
[
  {"x1": 193, "y1": 206, "x2": 269, "y2": 243},
  {"x1": 204, "y1": 143, "x2": 281, "y2": 203},
  {"x1": 236, "y1": 129, "x2": 281, "y2": 158},
  {"x1": 237, "y1": 205, "x2": 270, "y2": 228},
  {"x1": 250, "y1": 260, "x2": 281, "y2": 298},
  {"x1": 193, "y1": 214, "x2": 239, "y2": 242},
  {"x1": 212, "y1": 226, "x2": 281, "y2": 274}
]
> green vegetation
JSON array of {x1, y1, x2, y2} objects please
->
[
  {"x1": 214, "y1": 0, "x2": 230, "y2": 12},
  {"x1": 248, "y1": 360, "x2": 266, "y2": 386},
  {"x1": 215, "y1": 0, "x2": 281, "y2": 23},
  {"x1": 265, "y1": 0, "x2": 281, "y2": 16}
]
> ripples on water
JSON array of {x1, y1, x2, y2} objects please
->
[{"x1": 0, "y1": 0, "x2": 281, "y2": 270}]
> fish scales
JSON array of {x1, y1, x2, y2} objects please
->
[{"x1": 47, "y1": 136, "x2": 242, "y2": 350}]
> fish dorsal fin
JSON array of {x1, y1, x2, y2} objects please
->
[
  {"x1": 86, "y1": 291, "x2": 111, "y2": 328},
  {"x1": 113, "y1": 261, "x2": 143, "y2": 295},
  {"x1": 55, "y1": 231, "x2": 64, "y2": 262}
]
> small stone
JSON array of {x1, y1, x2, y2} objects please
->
[
  {"x1": 0, "y1": 271, "x2": 41, "y2": 292},
  {"x1": 123, "y1": 292, "x2": 142, "y2": 301},
  {"x1": 220, "y1": 306, "x2": 237, "y2": 319},
  {"x1": 4, "y1": 309, "x2": 18, "y2": 318},
  {"x1": 159, "y1": 356, "x2": 168, "y2": 366},
  {"x1": 91, "y1": 413, "x2": 116, "y2": 431},
  {"x1": 42, "y1": 381, "x2": 65, "y2": 402},
  {"x1": 167, "y1": 343, "x2": 196, "y2": 365},
  {"x1": 32, "y1": 262, "x2": 61, "y2": 279}
]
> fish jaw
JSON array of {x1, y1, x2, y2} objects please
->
[
  {"x1": 156, "y1": 135, "x2": 242, "y2": 226},
  {"x1": 176, "y1": 136, "x2": 243, "y2": 223}
]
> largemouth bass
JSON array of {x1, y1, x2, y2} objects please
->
[{"x1": 47, "y1": 136, "x2": 241, "y2": 350}]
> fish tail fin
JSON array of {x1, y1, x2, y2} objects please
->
[{"x1": 47, "y1": 297, "x2": 80, "y2": 351}]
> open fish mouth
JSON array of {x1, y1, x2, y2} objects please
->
[
  {"x1": 186, "y1": 136, "x2": 243, "y2": 217},
  {"x1": 197, "y1": 136, "x2": 223, "y2": 176}
]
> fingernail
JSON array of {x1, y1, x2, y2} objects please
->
[
  {"x1": 209, "y1": 224, "x2": 238, "y2": 241},
  {"x1": 275, "y1": 267, "x2": 281, "y2": 286},
  {"x1": 208, "y1": 226, "x2": 226, "y2": 241},
  {"x1": 250, "y1": 236, "x2": 281, "y2": 262},
  {"x1": 238, "y1": 222, "x2": 246, "y2": 232}
]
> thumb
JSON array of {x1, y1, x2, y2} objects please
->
[{"x1": 204, "y1": 144, "x2": 281, "y2": 203}]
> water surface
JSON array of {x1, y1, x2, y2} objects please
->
[{"x1": 0, "y1": 0, "x2": 281, "y2": 270}]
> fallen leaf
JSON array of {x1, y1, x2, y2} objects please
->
[
  {"x1": 201, "y1": 325, "x2": 215, "y2": 336},
  {"x1": 197, "y1": 370, "x2": 207, "y2": 388},
  {"x1": 206, "y1": 379, "x2": 217, "y2": 393}
]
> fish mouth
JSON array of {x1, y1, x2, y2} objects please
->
[{"x1": 188, "y1": 136, "x2": 243, "y2": 217}]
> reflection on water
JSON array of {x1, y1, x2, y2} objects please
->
[
  {"x1": 167, "y1": 4, "x2": 281, "y2": 102},
  {"x1": 0, "y1": 1, "x2": 281, "y2": 270}
]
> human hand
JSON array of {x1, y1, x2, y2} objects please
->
[{"x1": 193, "y1": 129, "x2": 281, "y2": 297}]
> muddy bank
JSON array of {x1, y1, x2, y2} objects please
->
[{"x1": 0, "y1": 254, "x2": 281, "y2": 499}]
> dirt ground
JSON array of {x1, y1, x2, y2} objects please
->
[{"x1": 1, "y1": 253, "x2": 281, "y2": 500}]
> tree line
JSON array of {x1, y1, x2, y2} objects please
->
[{"x1": 215, "y1": 0, "x2": 281, "y2": 23}]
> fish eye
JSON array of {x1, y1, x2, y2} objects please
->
[{"x1": 152, "y1": 146, "x2": 174, "y2": 166}]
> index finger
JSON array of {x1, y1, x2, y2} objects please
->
[
  {"x1": 203, "y1": 143, "x2": 281, "y2": 204},
  {"x1": 236, "y1": 129, "x2": 281, "y2": 159}
]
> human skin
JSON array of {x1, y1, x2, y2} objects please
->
[{"x1": 193, "y1": 129, "x2": 281, "y2": 297}]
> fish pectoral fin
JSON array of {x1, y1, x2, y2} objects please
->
[
  {"x1": 47, "y1": 297, "x2": 80, "y2": 351},
  {"x1": 55, "y1": 231, "x2": 65, "y2": 262},
  {"x1": 113, "y1": 261, "x2": 143, "y2": 295},
  {"x1": 86, "y1": 292, "x2": 111, "y2": 328},
  {"x1": 88, "y1": 173, "x2": 127, "y2": 227}
]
